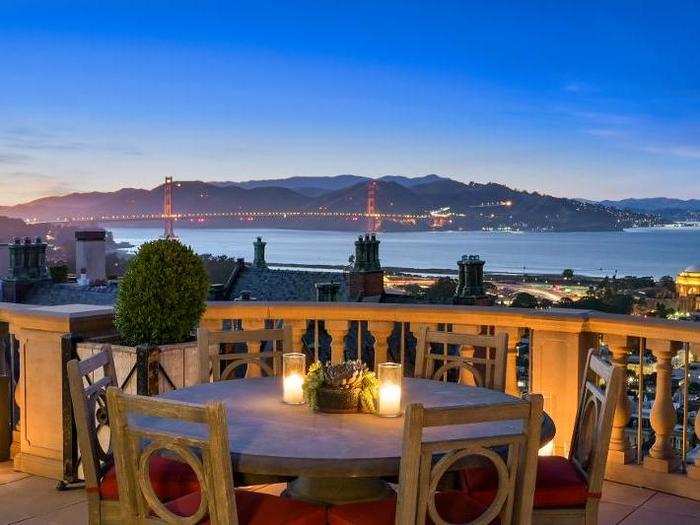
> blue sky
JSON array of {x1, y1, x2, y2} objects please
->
[{"x1": 0, "y1": 1, "x2": 699, "y2": 204}]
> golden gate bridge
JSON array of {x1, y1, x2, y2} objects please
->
[{"x1": 38, "y1": 177, "x2": 512, "y2": 237}]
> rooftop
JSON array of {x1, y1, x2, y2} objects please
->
[
  {"x1": 228, "y1": 266, "x2": 349, "y2": 301},
  {"x1": 22, "y1": 282, "x2": 118, "y2": 306},
  {"x1": 2, "y1": 461, "x2": 698, "y2": 525}
]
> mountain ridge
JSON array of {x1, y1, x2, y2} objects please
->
[{"x1": 0, "y1": 175, "x2": 661, "y2": 232}]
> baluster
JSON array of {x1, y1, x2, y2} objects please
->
[
  {"x1": 325, "y1": 320, "x2": 349, "y2": 364},
  {"x1": 368, "y1": 321, "x2": 393, "y2": 371},
  {"x1": 286, "y1": 320, "x2": 308, "y2": 356},
  {"x1": 644, "y1": 339, "x2": 680, "y2": 472},
  {"x1": 605, "y1": 335, "x2": 635, "y2": 464},
  {"x1": 242, "y1": 319, "x2": 265, "y2": 378},
  {"x1": 496, "y1": 326, "x2": 522, "y2": 396}
]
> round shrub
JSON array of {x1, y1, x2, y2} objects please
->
[{"x1": 115, "y1": 239, "x2": 209, "y2": 346}]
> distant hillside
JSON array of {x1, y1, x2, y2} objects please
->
[
  {"x1": 0, "y1": 216, "x2": 47, "y2": 241},
  {"x1": 0, "y1": 176, "x2": 661, "y2": 232},
  {"x1": 0, "y1": 181, "x2": 310, "y2": 221},
  {"x1": 215, "y1": 174, "x2": 450, "y2": 196},
  {"x1": 598, "y1": 197, "x2": 700, "y2": 222},
  {"x1": 317, "y1": 180, "x2": 655, "y2": 232}
]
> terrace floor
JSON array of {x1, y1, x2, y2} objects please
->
[{"x1": 2, "y1": 461, "x2": 699, "y2": 524}]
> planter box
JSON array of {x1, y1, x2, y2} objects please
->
[{"x1": 76, "y1": 339, "x2": 201, "y2": 396}]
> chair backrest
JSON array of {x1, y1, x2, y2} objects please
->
[
  {"x1": 415, "y1": 327, "x2": 508, "y2": 391},
  {"x1": 197, "y1": 325, "x2": 293, "y2": 383},
  {"x1": 396, "y1": 395, "x2": 543, "y2": 525},
  {"x1": 67, "y1": 345, "x2": 118, "y2": 493},
  {"x1": 568, "y1": 349, "x2": 624, "y2": 498},
  {"x1": 106, "y1": 387, "x2": 237, "y2": 525}
]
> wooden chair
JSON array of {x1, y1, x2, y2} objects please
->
[
  {"x1": 415, "y1": 327, "x2": 508, "y2": 391},
  {"x1": 197, "y1": 325, "x2": 293, "y2": 383},
  {"x1": 328, "y1": 394, "x2": 544, "y2": 525},
  {"x1": 67, "y1": 347, "x2": 199, "y2": 525},
  {"x1": 461, "y1": 350, "x2": 624, "y2": 525},
  {"x1": 106, "y1": 387, "x2": 326, "y2": 525}
]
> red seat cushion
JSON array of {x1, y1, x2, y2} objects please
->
[
  {"x1": 165, "y1": 490, "x2": 327, "y2": 525},
  {"x1": 99, "y1": 455, "x2": 200, "y2": 502},
  {"x1": 461, "y1": 456, "x2": 590, "y2": 509},
  {"x1": 328, "y1": 492, "x2": 499, "y2": 525}
]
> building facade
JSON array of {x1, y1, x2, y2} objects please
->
[{"x1": 677, "y1": 264, "x2": 700, "y2": 313}]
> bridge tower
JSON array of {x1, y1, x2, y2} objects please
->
[
  {"x1": 366, "y1": 180, "x2": 379, "y2": 233},
  {"x1": 163, "y1": 176, "x2": 176, "y2": 239}
]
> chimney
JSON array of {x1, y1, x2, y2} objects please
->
[
  {"x1": 2, "y1": 236, "x2": 50, "y2": 302},
  {"x1": 454, "y1": 254, "x2": 493, "y2": 306},
  {"x1": 349, "y1": 234, "x2": 384, "y2": 299},
  {"x1": 253, "y1": 237, "x2": 268, "y2": 269},
  {"x1": 75, "y1": 229, "x2": 106, "y2": 284}
]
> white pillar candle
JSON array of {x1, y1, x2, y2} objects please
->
[
  {"x1": 378, "y1": 382, "x2": 401, "y2": 417},
  {"x1": 283, "y1": 373, "x2": 304, "y2": 404},
  {"x1": 282, "y1": 352, "x2": 306, "y2": 405}
]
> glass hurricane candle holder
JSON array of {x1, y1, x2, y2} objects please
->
[
  {"x1": 282, "y1": 353, "x2": 306, "y2": 405},
  {"x1": 377, "y1": 362, "x2": 402, "y2": 417}
]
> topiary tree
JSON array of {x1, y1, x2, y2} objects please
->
[{"x1": 115, "y1": 239, "x2": 210, "y2": 346}]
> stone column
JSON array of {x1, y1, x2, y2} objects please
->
[
  {"x1": 496, "y1": 326, "x2": 522, "y2": 396},
  {"x1": 368, "y1": 321, "x2": 393, "y2": 371},
  {"x1": 530, "y1": 328, "x2": 597, "y2": 456},
  {"x1": 325, "y1": 320, "x2": 349, "y2": 364},
  {"x1": 605, "y1": 335, "x2": 635, "y2": 464},
  {"x1": 242, "y1": 319, "x2": 265, "y2": 378},
  {"x1": 644, "y1": 339, "x2": 680, "y2": 472},
  {"x1": 10, "y1": 305, "x2": 114, "y2": 480}
]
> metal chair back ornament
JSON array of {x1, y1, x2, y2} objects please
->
[
  {"x1": 67, "y1": 346, "x2": 120, "y2": 524},
  {"x1": 415, "y1": 327, "x2": 508, "y2": 391},
  {"x1": 395, "y1": 395, "x2": 544, "y2": 525},
  {"x1": 106, "y1": 387, "x2": 236, "y2": 525},
  {"x1": 197, "y1": 325, "x2": 293, "y2": 383}
]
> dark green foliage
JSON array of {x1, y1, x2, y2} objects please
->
[
  {"x1": 49, "y1": 264, "x2": 69, "y2": 283},
  {"x1": 199, "y1": 253, "x2": 239, "y2": 284},
  {"x1": 114, "y1": 240, "x2": 209, "y2": 346},
  {"x1": 562, "y1": 268, "x2": 574, "y2": 279},
  {"x1": 510, "y1": 292, "x2": 540, "y2": 309},
  {"x1": 658, "y1": 275, "x2": 675, "y2": 292},
  {"x1": 425, "y1": 277, "x2": 457, "y2": 304},
  {"x1": 558, "y1": 294, "x2": 634, "y2": 314},
  {"x1": 106, "y1": 252, "x2": 131, "y2": 279}
]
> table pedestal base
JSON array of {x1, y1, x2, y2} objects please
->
[{"x1": 285, "y1": 476, "x2": 395, "y2": 505}]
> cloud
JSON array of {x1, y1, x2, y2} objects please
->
[
  {"x1": 0, "y1": 152, "x2": 32, "y2": 164},
  {"x1": 640, "y1": 144, "x2": 700, "y2": 160},
  {"x1": 563, "y1": 82, "x2": 597, "y2": 94},
  {"x1": 568, "y1": 110, "x2": 640, "y2": 127},
  {"x1": 583, "y1": 128, "x2": 627, "y2": 139},
  {"x1": 0, "y1": 172, "x2": 77, "y2": 206},
  {"x1": 1, "y1": 126, "x2": 144, "y2": 156}
]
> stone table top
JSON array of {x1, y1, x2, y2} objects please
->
[{"x1": 145, "y1": 377, "x2": 554, "y2": 477}]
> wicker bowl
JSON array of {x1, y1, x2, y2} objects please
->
[{"x1": 317, "y1": 385, "x2": 361, "y2": 413}]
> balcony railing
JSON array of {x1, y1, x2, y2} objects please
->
[{"x1": 2, "y1": 301, "x2": 699, "y2": 499}]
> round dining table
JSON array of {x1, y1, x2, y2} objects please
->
[{"x1": 149, "y1": 377, "x2": 555, "y2": 505}]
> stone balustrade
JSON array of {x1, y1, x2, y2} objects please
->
[{"x1": 1, "y1": 301, "x2": 699, "y2": 500}]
